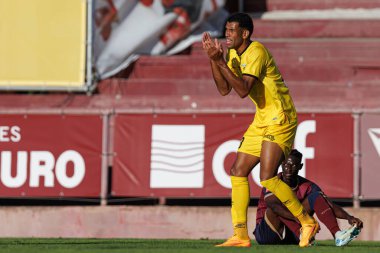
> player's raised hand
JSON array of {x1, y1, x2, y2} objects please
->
[
  {"x1": 202, "y1": 32, "x2": 223, "y2": 61},
  {"x1": 202, "y1": 32, "x2": 214, "y2": 49},
  {"x1": 214, "y1": 38, "x2": 223, "y2": 54}
]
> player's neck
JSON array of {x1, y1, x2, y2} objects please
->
[
  {"x1": 236, "y1": 40, "x2": 252, "y2": 55},
  {"x1": 284, "y1": 178, "x2": 298, "y2": 188}
]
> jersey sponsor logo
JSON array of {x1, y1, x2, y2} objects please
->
[
  {"x1": 368, "y1": 128, "x2": 380, "y2": 157},
  {"x1": 231, "y1": 58, "x2": 242, "y2": 76}
]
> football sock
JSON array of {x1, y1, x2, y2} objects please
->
[
  {"x1": 261, "y1": 176, "x2": 315, "y2": 225},
  {"x1": 231, "y1": 176, "x2": 250, "y2": 239},
  {"x1": 311, "y1": 193, "x2": 340, "y2": 236}
]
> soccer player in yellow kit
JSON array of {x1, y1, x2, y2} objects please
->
[{"x1": 202, "y1": 12, "x2": 319, "y2": 247}]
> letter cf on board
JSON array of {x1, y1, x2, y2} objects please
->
[{"x1": 368, "y1": 128, "x2": 380, "y2": 157}]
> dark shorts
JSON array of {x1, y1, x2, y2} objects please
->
[{"x1": 253, "y1": 218, "x2": 299, "y2": 245}]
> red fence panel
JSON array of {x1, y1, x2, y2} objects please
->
[
  {"x1": 361, "y1": 113, "x2": 380, "y2": 199},
  {"x1": 0, "y1": 115, "x2": 103, "y2": 197},
  {"x1": 112, "y1": 113, "x2": 353, "y2": 198},
  {"x1": 297, "y1": 114, "x2": 353, "y2": 198}
]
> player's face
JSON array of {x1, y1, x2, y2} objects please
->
[
  {"x1": 281, "y1": 156, "x2": 301, "y2": 181},
  {"x1": 225, "y1": 22, "x2": 244, "y2": 50}
]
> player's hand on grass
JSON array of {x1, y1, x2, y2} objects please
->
[{"x1": 348, "y1": 216, "x2": 363, "y2": 229}]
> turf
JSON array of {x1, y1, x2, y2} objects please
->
[{"x1": 0, "y1": 238, "x2": 379, "y2": 253}]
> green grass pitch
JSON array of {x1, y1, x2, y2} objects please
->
[{"x1": 0, "y1": 238, "x2": 379, "y2": 253}]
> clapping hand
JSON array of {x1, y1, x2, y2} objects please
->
[{"x1": 202, "y1": 32, "x2": 223, "y2": 61}]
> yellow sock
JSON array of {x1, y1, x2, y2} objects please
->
[
  {"x1": 261, "y1": 176, "x2": 314, "y2": 225},
  {"x1": 231, "y1": 176, "x2": 250, "y2": 239}
]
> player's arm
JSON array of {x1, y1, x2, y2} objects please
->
[
  {"x1": 322, "y1": 194, "x2": 364, "y2": 229},
  {"x1": 217, "y1": 44, "x2": 265, "y2": 98},
  {"x1": 209, "y1": 60, "x2": 231, "y2": 96},
  {"x1": 215, "y1": 60, "x2": 257, "y2": 98},
  {"x1": 202, "y1": 33, "x2": 231, "y2": 95},
  {"x1": 265, "y1": 194, "x2": 298, "y2": 221},
  {"x1": 202, "y1": 32, "x2": 257, "y2": 97}
]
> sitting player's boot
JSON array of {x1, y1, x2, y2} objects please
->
[
  {"x1": 335, "y1": 224, "x2": 361, "y2": 247},
  {"x1": 299, "y1": 218, "x2": 320, "y2": 247},
  {"x1": 215, "y1": 235, "x2": 251, "y2": 247}
]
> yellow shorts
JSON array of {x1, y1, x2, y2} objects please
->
[{"x1": 237, "y1": 121, "x2": 297, "y2": 158}]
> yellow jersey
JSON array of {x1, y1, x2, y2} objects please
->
[{"x1": 226, "y1": 41, "x2": 297, "y2": 127}]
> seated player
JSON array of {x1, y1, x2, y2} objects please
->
[{"x1": 253, "y1": 149, "x2": 363, "y2": 246}]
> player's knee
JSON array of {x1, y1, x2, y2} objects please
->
[
  {"x1": 230, "y1": 165, "x2": 247, "y2": 177},
  {"x1": 265, "y1": 196, "x2": 281, "y2": 207},
  {"x1": 260, "y1": 173, "x2": 273, "y2": 182},
  {"x1": 307, "y1": 191, "x2": 323, "y2": 211},
  {"x1": 260, "y1": 176, "x2": 280, "y2": 193},
  {"x1": 230, "y1": 166, "x2": 237, "y2": 176}
]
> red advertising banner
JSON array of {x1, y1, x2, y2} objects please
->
[
  {"x1": 361, "y1": 113, "x2": 380, "y2": 199},
  {"x1": 112, "y1": 113, "x2": 353, "y2": 198},
  {"x1": 0, "y1": 115, "x2": 103, "y2": 197}
]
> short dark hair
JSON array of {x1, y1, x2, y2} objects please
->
[
  {"x1": 227, "y1": 12, "x2": 254, "y2": 37},
  {"x1": 289, "y1": 149, "x2": 303, "y2": 162}
]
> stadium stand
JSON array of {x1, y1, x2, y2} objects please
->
[
  {"x1": 266, "y1": 0, "x2": 380, "y2": 10},
  {"x1": 105, "y1": 38, "x2": 380, "y2": 111},
  {"x1": 98, "y1": 8, "x2": 380, "y2": 112}
]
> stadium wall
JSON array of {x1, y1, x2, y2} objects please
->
[
  {"x1": 1, "y1": 111, "x2": 380, "y2": 201},
  {"x1": 0, "y1": 206, "x2": 378, "y2": 241}
]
